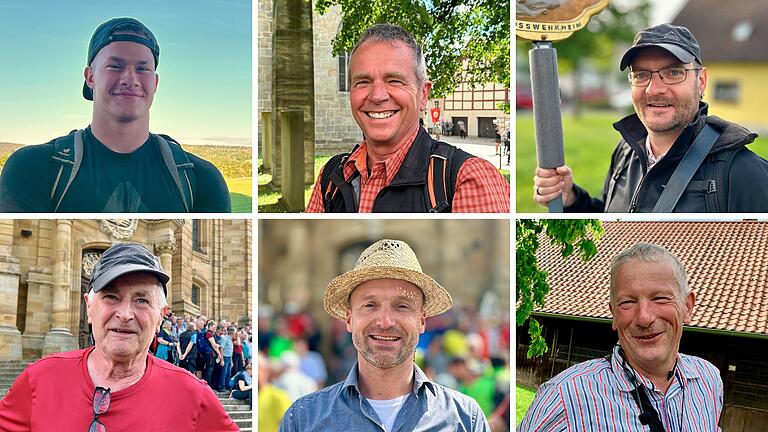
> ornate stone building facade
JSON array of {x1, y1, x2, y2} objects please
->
[
  {"x1": 0, "y1": 219, "x2": 252, "y2": 361},
  {"x1": 259, "y1": 219, "x2": 509, "y2": 332}
]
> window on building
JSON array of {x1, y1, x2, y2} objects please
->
[
  {"x1": 338, "y1": 52, "x2": 351, "y2": 92},
  {"x1": 191, "y1": 285, "x2": 200, "y2": 306},
  {"x1": 192, "y1": 220, "x2": 206, "y2": 253},
  {"x1": 714, "y1": 82, "x2": 740, "y2": 103}
]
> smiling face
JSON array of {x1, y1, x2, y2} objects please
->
[
  {"x1": 630, "y1": 47, "x2": 706, "y2": 136},
  {"x1": 349, "y1": 40, "x2": 432, "y2": 150},
  {"x1": 84, "y1": 272, "x2": 167, "y2": 362},
  {"x1": 346, "y1": 278, "x2": 426, "y2": 370},
  {"x1": 85, "y1": 40, "x2": 158, "y2": 124},
  {"x1": 610, "y1": 259, "x2": 694, "y2": 375}
]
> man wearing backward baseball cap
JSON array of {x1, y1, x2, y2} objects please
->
[
  {"x1": 533, "y1": 23, "x2": 768, "y2": 212},
  {"x1": 279, "y1": 239, "x2": 490, "y2": 431},
  {"x1": 0, "y1": 243, "x2": 238, "y2": 431},
  {"x1": 0, "y1": 17, "x2": 230, "y2": 213}
]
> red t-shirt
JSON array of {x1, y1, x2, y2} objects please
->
[{"x1": 0, "y1": 347, "x2": 239, "y2": 431}]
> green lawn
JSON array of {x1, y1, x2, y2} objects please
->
[
  {"x1": 257, "y1": 156, "x2": 332, "y2": 213},
  {"x1": 516, "y1": 384, "x2": 537, "y2": 426},
  {"x1": 226, "y1": 177, "x2": 252, "y2": 213},
  {"x1": 516, "y1": 110, "x2": 768, "y2": 213}
]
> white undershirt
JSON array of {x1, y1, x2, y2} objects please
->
[
  {"x1": 645, "y1": 135, "x2": 667, "y2": 171},
  {"x1": 366, "y1": 394, "x2": 409, "y2": 432}
]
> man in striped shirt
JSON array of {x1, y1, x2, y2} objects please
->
[{"x1": 520, "y1": 243, "x2": 723, "y2": 431}]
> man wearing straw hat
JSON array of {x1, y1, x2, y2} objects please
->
[{"x1": 279, "y1": 239, "x2": 490, "y2": 431}]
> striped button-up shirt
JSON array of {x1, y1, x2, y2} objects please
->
[{"x1": 519, "y1": 344, "x2": 723, "y2": 432}]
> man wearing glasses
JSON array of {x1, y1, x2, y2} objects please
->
[
  {"x1": 533, "y1": 24, "x2": 768, "y2": 212},
  {"x1": 0, "y1": 243, "x2": 238, "y2": 431}
]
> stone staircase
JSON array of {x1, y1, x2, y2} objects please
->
[
  {"x1": 0, "y1": 361, "x2": 252, "y2": 431},
  {"x1": 215, "y1": 390, "x2": 253, "y2": 431}
]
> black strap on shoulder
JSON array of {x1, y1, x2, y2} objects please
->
[
  {"x1": 605, "y1": 145, "x2": 633, "y2": 209},
  {"x1": 606, "y1": 350, "x2": 667, "y2": 432},
  {"x1": 320, "y1": 152, "x2": 352, "y2": 210},
  {"x1": 155, "y1": 133, "x2": 195, "y2": 212},
  {"x1": 50, "y1": 129, "x2": 83, "y2": 212},
  {"x1": 653, "y1": 124, "x2": 721, "y2": 212},
  {"x1": 426, "y1": 141, "x2": 472, "y2": 213}
]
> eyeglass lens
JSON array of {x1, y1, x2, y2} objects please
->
[{"x1": 88, "y1": 386, "x2": 111, "y2": 432}]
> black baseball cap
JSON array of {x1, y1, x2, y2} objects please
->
[
  {"x1": 619, "y1": 24, "x2": 702, "y2": 71},
  {"x1": 83, "y1": 17, "x2": 160, "y2": 101},
  {"x1": 89, "y1": 243, "x2": 169, "y2": 295}
]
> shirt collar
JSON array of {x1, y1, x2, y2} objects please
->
[
  {"x1": 341, "y1": 362, "x2": 436, "y2": 398},
  {"x1": 610, "y1": 344, "x2": 701, "y2": 393},
  {"x1": 644, "y1": 135, "x2": 667, "y2": 170},
  {"x1": 343, "y1": 126, "x2": 420, "y2": 186}
]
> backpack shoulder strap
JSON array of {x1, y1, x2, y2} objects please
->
[
  {"x1": 155, "y1": 134, "x2": 195, "y2": 212},
  {"x1": 703, "y1": 147, "x2": 742, "y2": 212},
  {"x1": 653, "y1": 124, "x2": 721, "y2": 212},
  {"x1": 320, "y1": 151, "x2": 354, "y2": 211},
  {"x1": 604, "y1": 144, "x2": 633, "y2": 208},
  {"x1": 51, "y1": 129, "x2": 83, "y2": 212},
  {"x1": 426, "y1": 141, "x2": 472, "y2": 213}
]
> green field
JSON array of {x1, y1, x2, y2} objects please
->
[
  {"x1": 0, "y1": 143, "x2": 252, "y2": 212},
  {"x1": 516, "y1": 384, "x2": 537, "y2": 426},
  {"x1": 516, "y1": 111, "x2": 768, "y2": 213}
]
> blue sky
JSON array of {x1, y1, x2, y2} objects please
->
[{"x1": 0, "y1": 0, "x2": 251, "y2": 146}]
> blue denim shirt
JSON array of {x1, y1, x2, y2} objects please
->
[{"x1": 279, "y1": 363, "x2": 490, "y2": 432}]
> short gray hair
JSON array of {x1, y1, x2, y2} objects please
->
[
  {"x1": 351, "y1": 23, "x2": 428, "y2": 85},
  {"x1": 609, "y1": 242, "x2": 690, "y2": 305}
]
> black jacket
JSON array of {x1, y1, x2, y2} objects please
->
[
  {"x1": 321, "y1": 127, "x2": 470, "y2": 212},
  {"x1": 566, "y1": 103, "x2": 768, "y2": 212}
]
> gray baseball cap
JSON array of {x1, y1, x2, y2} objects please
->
[
  {"x1": 620, "y1": 24, "x2": 702, "y2": 71},
  {"x1": 89, "y1": 243, "x2": 169, "y2": 295},
  {"x1": 83, "y1": 17, "x2": 160, "y2": 101}
]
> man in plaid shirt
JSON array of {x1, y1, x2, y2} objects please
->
[{"x1": 305, "y1": 24, "x2": 510, "y2": 213}]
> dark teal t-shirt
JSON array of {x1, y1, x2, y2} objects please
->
[{"x1": 0, "y1": 127, "x2": 231, "y2": 212}]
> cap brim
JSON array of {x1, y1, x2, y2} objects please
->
[
  {"x1": 620, "y1": 43, "x2": 696, "y2": 71},
  {"x1": 324, "y1": 266, "x2": 452, "y2": 321},
  {"x1": 90, "y1": 263, "x2": 169, "y2": 294},
  {"x1": 83, "y1": 81, "x2": 93, "y2": 101}
]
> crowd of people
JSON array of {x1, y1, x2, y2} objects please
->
[
  {"x1": 257, "y1": 305, "x2": 511, "y2": 432},
  {"x1": 151, "y1": 313, "x2": 254, "y2": 405}
]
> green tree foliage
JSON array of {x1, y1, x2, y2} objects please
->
[
  {"x1": 516, "y1": 219, "x2": 603, "y2": 357},
  {"x1": 555, "y1": 1, "x2": 651, "y2": 73},
  {"x1": 314, "y1": 0, "x2": 510, "y2": 97}
]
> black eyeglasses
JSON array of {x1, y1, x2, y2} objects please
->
[
  {"x1": 628, "y1": 66, "x2": 701, "y2": 86},
  {"x1": 88, "y1": 386, "x2": 111, "y2": 432}
]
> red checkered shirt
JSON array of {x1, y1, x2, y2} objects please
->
[{"x1": 305, "y1": 131, "x2": 510, "y2": 213}]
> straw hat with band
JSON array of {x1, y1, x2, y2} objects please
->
[{"x1": 324, "y1": 239, "x2": 453, "y2": 320}]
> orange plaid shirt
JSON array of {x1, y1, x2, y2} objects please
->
[{"x1": 305, "y1": 130, "x2": 510, "y2": 213}]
